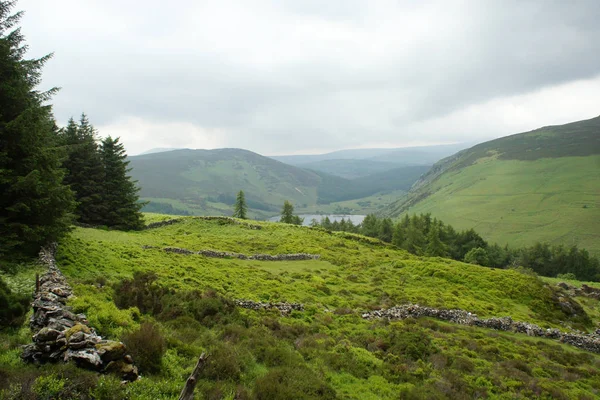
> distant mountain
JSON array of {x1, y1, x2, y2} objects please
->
[
  {"x1": 128, "y1": 148, "x2": 430, "y2": 218},
  {"x1": 298, "y1": 159, "x2": 399, "y2": 179},
  {"x1": 382, "y1": 115, "x2": 600, "y2": 254},
  {"x1": 138, "y1": 147, "x2": 184, "y2": 155},
  {"x1": 270, "y1": 143, "x2": 472, "y2": 167}
]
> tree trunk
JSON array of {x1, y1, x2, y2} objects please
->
[{"x1": 178, "y1": 353, "x2": 209, "y2": 400}]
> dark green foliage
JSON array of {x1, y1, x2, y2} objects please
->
[
  {"x1": 99, "y1": 136, "x2": 144, "y2": 230},
  {"x1": 280, "y1": 200, "x2": 302, "y2": 225},
  {"x1": 253, "y1": 366, "x2": 337, "y2": 400},
  {"x1": 122, "y1": 322, "x2": 166, "y2": 374},
  {"x1": 233, "y1": 190, "x2": 248, "y2": 219},
  {"x1": 113, "y1": 271, "x2": 170, "y2": 315},
  {"x1": 58, "y1": 115, "x2": 106, "y2": 225},
  {"x1": 0, "y1": 276, "x2": 29, "y2": 328},
  {"x1": 0, "y1": 1, "x2": 75, "y2": 256},
  {"x1": 464, "y1": 247, "x2": 489, "y2": 266},
  {"x1": 425, "y1": 223, "x2": 447, "y2": 257},
  {"x1": 159, "y1": 290, "x2": 238, "y2": 327}
]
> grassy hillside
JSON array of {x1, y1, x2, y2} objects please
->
[
  {"x1": 270, "y1": 143, "x2": 470, "y2": 166},
  {"x1": 384, "y1": 116, "x2": 600, "y2": 254},
  {"x1": 296, "y1": 159, "x2": 400, "y2": 179},
  {"x1": 129, "y1": 149, "x2": 428, "y2": 218},
  {"x1": 2, "y1": 216, "x2": 600, "y2": 399}
]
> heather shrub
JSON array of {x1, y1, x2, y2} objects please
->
[{"x1": 122, "y1": 322, "x2": 166, "y2": 374}]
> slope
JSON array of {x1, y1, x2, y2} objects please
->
[
  {"x1": 384, "y1": 115, "x2": 600, "y2": 254},
  {"x1": 3, "y1": 215, "x2": 599, "y2": 399},
  {"x1": 270, "y1": 143, "x2": 471, "y2": 167},
  {"x1": 128, "y1": 148, "x2": 430, "y2": 218}
]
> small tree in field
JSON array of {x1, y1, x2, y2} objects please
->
[
  {"x1": 280, "y1": 200, "x2": 303, "y2": 225},
  {"x1": 232, "y1": 190, "x2": 247, "y2": 219}
]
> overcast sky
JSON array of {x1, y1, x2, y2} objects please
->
[{"x1": 18, "y1": 0, "x2": 600, "y2": 155}]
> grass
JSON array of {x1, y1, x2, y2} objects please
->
[
  {"x1": 2, "y1": 216, "x2": 600, "y2": 399},
  {"x1": 395, "y1": 155, "x2": 600, "y2": 255}
]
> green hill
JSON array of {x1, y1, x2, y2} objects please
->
[
  {"x1": 383, "y1": 115, "x2": 600, "y2": 254},
  {"x1": 2, "y1": 215, "x2": 600, "y2": 399},
  {"x1": 296, "y1": 159, "x2": 400, "y2": 179},
  {"x1": 128, "y1": 149, "x2": 429, "y2": 218}
]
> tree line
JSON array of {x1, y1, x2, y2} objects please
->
[
  {"x1": 0, "y1": 1, "x2": 143, "y2": 259},
  {"x1": 311, "y1": 213, "x2": 600, "y2": 281}
]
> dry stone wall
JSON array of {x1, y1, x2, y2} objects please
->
[
  {"x1": 21, "y1": 245, "x2": 139, "y2": 381},
  {"x1": 145, "y1": 216, "x2": 263, "y2": 230},
  {"x1": 149, "y1": 246, "x2": 320, "y2": 261},
  {"x1": 362, "y1": 303, "x2": 600, "y2": 353},
  {"x1": 234, "y1": 300, "x2": 304, "y2": 315}
]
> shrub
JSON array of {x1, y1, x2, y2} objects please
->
[
  {"x1": 122, "y1": 322, "x2": 166, "y2": 374},
  {"x1": 113, "y1": 271, "x2": 170, "y2": 315},
  {"x1": 0, "y1": 277, "x2": 29, "y2": 329},
  {"x1": 201, "y1": 343, "x2": 248, "y2": 381},
  {"x1": 253, "y1": 366, "x2": 336, "y2": 400}
]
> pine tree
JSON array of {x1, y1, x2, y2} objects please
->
[
  {"x1": 232, "y1": 190, "x2": 247, "y2": 219},
  {"x1": 0, "y1": 1, "x2": 75, "y2": 256},
  {"x1": 59, "y1": 114, "x2": 105, "y2": 225},
  {"x1": 280, "y1": 200, "x2": 302, "y2": 225},
  {"x1": 99, "y1": 136, "x2": 144, "y2": 230},
  {"x1": 379, "y1": 218, "x2": 393, "y2": 243},
  {"x1": 425, "y1": 223, "x2": 448, "y2": 257}
]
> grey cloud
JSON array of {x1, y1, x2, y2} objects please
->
[{"x1": 17, "y1": 0, "x2": 600, "y2": 154}]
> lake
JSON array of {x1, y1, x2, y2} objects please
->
[{"x1": 268, "y1": 214, "x2": 366, "y2": 226}]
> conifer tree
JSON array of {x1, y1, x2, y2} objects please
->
[
  {"x1": 0, "y1": 1, "x2": 75, "y2": 255},
  {"x1": 425, "y1": 223, "x2": 448, "y2": 257},
  {"x1": 99, "y1": 136, "x2": 144, "y2": 230},
  {"x1": 59, "y1": 114, "x2": 105, "y2": 225},
  {"x1": 232, "y1": 190, "x2": 248, "y2": 219},
  {"x1": 280, "y1": 200, "x2": 302, "y2": 225}
]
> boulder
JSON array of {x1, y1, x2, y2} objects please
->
[
  {"x1": 33, "y1": 327, "x2": 61, "y2": 343},
  {"x1": 64, "y1": 349, "x2": 102, "y2": 370},
  {"x1": 96, "y1": 341, "x2": 127, "y2": 363}
]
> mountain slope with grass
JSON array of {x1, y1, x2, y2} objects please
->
[
  {"x1": 128, "y1": 148, "x2": 429, "y2": 218},
  {"x1": 2, "y1": 215, "x2": 600, "y2": 399},
  {"x1": 383, "y1": 115, "x2": 600, "y2": 254}
]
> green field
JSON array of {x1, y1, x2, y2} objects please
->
[
  {"x1": 2, "y1": 216, "x2": 600, "y2": 399},
  {"x1": 396, "y1": 156, "x2": 600, "y2": 254},
  {"x1": 385, "y1": 116, "x2": 600, "y2": 255}
]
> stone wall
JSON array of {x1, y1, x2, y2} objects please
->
[
  {"x1": 21, "y1": 245, "x2": 139, "y2": 381},
  {"x1": 145, "y1": 216, "x2": 263, "y2": 230},
  {"x1": 154, "y1": 246, "x2": 320, "y2": 261},
  {"x1": 234, "y1": 300, "x2": 304, "y2": 315},
  {"x1": 362, "y1": 303, "x2": 600, "y2": 353}
]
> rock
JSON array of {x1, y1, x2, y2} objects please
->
[
  {"x1": 33, "y1": 327, "x2": 61, "y2": 343},
  {"x1": 104, "y1": 360, "x2": 139, "y2": 381},
  {"x1": 64, "y1": 349, "x2": 103, "y2": 370},
  {"x1": 65, "y1": 323, "x2": 92, "y2": 340},
  {"x1": 96, "y1": 341, "x2": 127, "y2": 363},
  {"x1": 124, "y1": 354, "x2": 133, "y2": 364},
  {"x1": 69, "y1": 331, "x2": 86, "y2": 343}
]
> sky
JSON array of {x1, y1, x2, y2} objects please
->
[{"x1": 18, "y1": 0, "x2": 600, "y2": 156}]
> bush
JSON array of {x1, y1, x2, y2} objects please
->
[
  {"x1": 253, "y1": 366, "x2": 337, "y2": 400},
  {"x1": 0, "y1": 277, "x2": 29, "y2": 329},
  {"x1": 122, "y1": 322, "x2": 166, "y2": 374},
  {"x1": 113, "y1": 271, "x2": 171, "y2": 315}
]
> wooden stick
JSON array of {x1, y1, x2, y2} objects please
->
[
  {"x1": 178, "y1": 352, "x2": 209, "y2": 400},
  {"x1": 35, "y1": 273, "x2": 40, "y2": 293}
]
